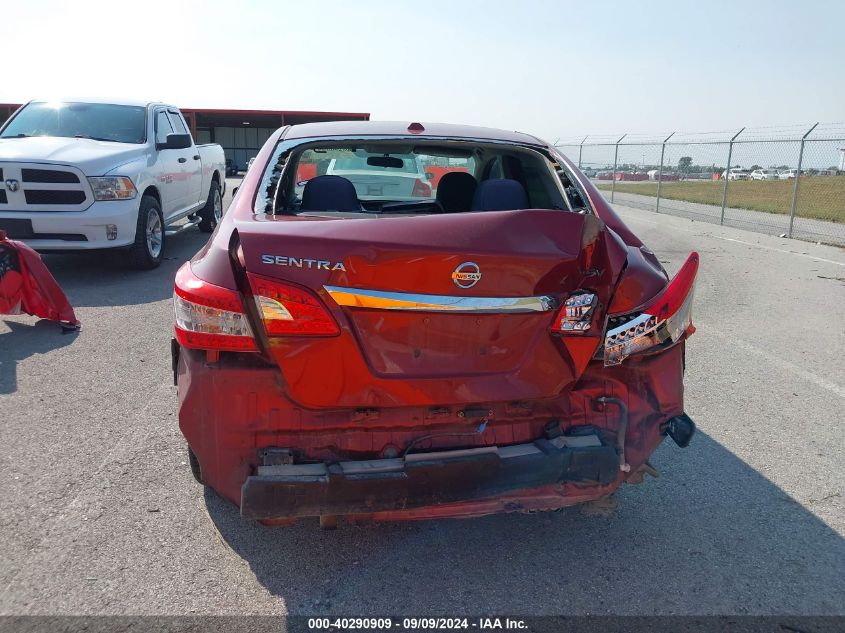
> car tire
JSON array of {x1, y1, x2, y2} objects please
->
[
  {"x1": 126, "y1": 195, "x2": 165, "y2": 270},
  {"x1": 187, "y1": 446, "x2": 206, "y2": 486},
  {"x1": 198, "y1": 181, "x2": 223, "y2": 233}
]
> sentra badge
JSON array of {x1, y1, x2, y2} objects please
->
[{"x1": 261, "y1": 255, "x2": 346, "y2": 271}]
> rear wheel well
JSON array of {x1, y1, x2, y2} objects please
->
[{"x1": 211, "y1": 171, "x2": 220, "y2": 186}]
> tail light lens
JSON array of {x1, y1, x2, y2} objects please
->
[
  {"x1": 603, "y1": 252, "x2": 699, "y2": 366},
  {"x1": 173, "y1": 265, "x2": 341, "y2": 351},
  {"x1": 412, "y1": 178, "x2": 432, "y2": 197},
  {"x1": 173, "y1": 264, "x2": 258, "y2": 351},
  {"x1": 247, "y1": 272, "x2": 339, "y2": 337}
]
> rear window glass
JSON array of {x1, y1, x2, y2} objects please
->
[
  {"x1": 255, "y1": 138, "x2": 571, "y2": 215},
  {"x1": 291, "y1": 148, "x2": 474, "y2": 203}
]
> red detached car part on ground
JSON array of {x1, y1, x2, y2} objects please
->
[
  {"x1": 172, "y1": 121, "x2": 698, "y2": 525},
  {"x1": 0, "y1": 230, "x2": 79, "y2": 328}
]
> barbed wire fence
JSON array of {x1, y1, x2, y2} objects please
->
[{"x1": 554, "y1": 123, "x2": 845, "y2": 246}]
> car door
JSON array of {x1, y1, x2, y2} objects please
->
[
  {"x1": 168, "y1": 110, "x2": 204, "y2": 210},
  {"x1": 154, "y1": 108, "x2": 189, "y2": 220}
]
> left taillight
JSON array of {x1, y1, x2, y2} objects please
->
[
  {"x1": 173, "y1": 264, "x2": 258, "y2": 351},
  {"x1": 603, "y1": 252, "x2": 699, "y2": 366},
  {"x1": 412, "y1": 178, "x2": 432, "y2": 197},
  {"x1": 247, "y1": 272, "x2": 339, "y2": 337}
]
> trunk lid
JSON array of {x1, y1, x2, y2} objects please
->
[{"x1": 236, "y1": 209, "x2": 626, "y2": 409}]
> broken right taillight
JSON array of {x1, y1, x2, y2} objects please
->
[
  {"x1": 552, "y1": 292, "x2": 597, "y2": 334},
  {"x1": 603, "y1": 252, "x2": 699, "y2": 366}
]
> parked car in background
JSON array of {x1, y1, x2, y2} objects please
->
[
  {"x1": 325, "y1": 152, "x2": 432, "y2": 200},
  {"x1": 0, "y1": 99, "x2": 226, "y2": 268},
  {"x1": 225, "y1": 159, "x2": 239, "y2": 177},
  {"x1": 721, "y1": 168, "x2": 751, "y2": 181},
  {"x1": 246, "y1": 156, "x2": 256, "y2": 172},
  {"x1": 750, "y1": 168, "x2": 779, "y2": 180},
  {"x1": 173, "y1": 120, "x2": 698, "y2": 527},
  {"x1": 778, "y1": 169, "x2": 800, "y2": 179}
]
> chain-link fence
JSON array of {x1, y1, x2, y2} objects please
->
[{"x1": 555, "y1": 123, "x2": 845, "y2": 246}]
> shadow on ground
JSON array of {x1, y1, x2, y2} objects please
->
[
  {"x1": 12, "y1": 178, "x2": 243, "y2": 309},
  {"x1": 35, "y1": 229, "x2": 210, "y2": 308},
  {"x1": 0, "y1": 320, "x2": 79, "y2": 394},
  {"x1": 22, "y1": 177, "x2": 241, "y2": 309},
  {"x1": 205, "y1": 432, "x2": 844, "y2": 615}
]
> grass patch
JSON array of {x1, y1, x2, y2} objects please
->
[{"x1": 594, "y1": 177, "x2": 845, "y2": 223}]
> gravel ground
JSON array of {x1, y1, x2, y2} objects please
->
[{"x1": 0, "y1": 179, "x2": 843, "y2": 616}]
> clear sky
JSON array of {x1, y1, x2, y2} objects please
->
[{"x1": 0, "y1": 0, "x2": 842, "y2": 141}]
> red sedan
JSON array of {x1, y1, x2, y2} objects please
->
[{"x1": 172, "y1": 121, "x2": 698, "y2": 526}]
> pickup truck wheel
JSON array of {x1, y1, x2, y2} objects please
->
[
  {"x1": 187, "y1": 446, "x2": 206, "y2": 486},
  {"x1": 198, "y1": 182, "x2": 222, "y2": 233},
  {"x1": 126, "y1": 195, "x2": 165, "y2": 270}
]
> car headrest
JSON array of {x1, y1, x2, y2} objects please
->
[
  {"x1": 470, "y1": 178, "x2": 529, "y2": 212},
  {"x1": 301, "y1": 175, "x2": 360, "y2": 212},
  {"x1": 435, "y1": 172, "x2": 477, "y2": 213}
]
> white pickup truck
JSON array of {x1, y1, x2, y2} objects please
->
[{"x1": 0, "y1": 99, "x2": 226, "y2": 268}]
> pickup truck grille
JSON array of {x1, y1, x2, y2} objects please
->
[
  {"x1": 24, "y1": 190, "x2": 87, "y2": 205},
  {"x1": 22, "y1": 168, "x2": 80, "y2": 184},
  {"x1": 0, "y1": 162, "x2": 92, "y2": 212}
]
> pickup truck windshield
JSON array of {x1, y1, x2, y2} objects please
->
[{"x1": 0, "y1": 102, "x2": 146, "y2": 144}]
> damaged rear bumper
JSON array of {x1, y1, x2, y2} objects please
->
[{"x1": 241, "y1": 433, "x2": 621, "y2": 519}]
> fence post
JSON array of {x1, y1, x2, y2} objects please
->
[
  {"x1": 610, "y1": 134, "x2": 626, "y2": 203},
  {"x1": 578, "y1": 135, "x2": 588, "y2": 169},
  {"x1": 720, "y1": 127, "x2": 745, "y2": 225},
  {"x1": 655, "y1": 131, "x2": 675, "y2": 214},
  {"x1": 788, "y1": 122, "x2": 819, "y2": 238}
]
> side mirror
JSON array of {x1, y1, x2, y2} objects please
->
[{"x1": 157, "y1": 133, "x2": 192, "y2": 150}]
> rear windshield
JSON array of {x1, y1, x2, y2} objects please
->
[
  {"x1": 0, "y1": 102, "x2": 146, "y2": 144},
  {"x1": 258, "y1": 139, "x2": 580, "y2": 216}
]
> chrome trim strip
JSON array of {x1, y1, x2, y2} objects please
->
[{"x1": 324, "y1": 286, "x2": 556, "y2": 313}]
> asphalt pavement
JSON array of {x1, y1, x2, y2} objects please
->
[{"x1": 0, "y1": 179, "x2": 843, "y2": 616}]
